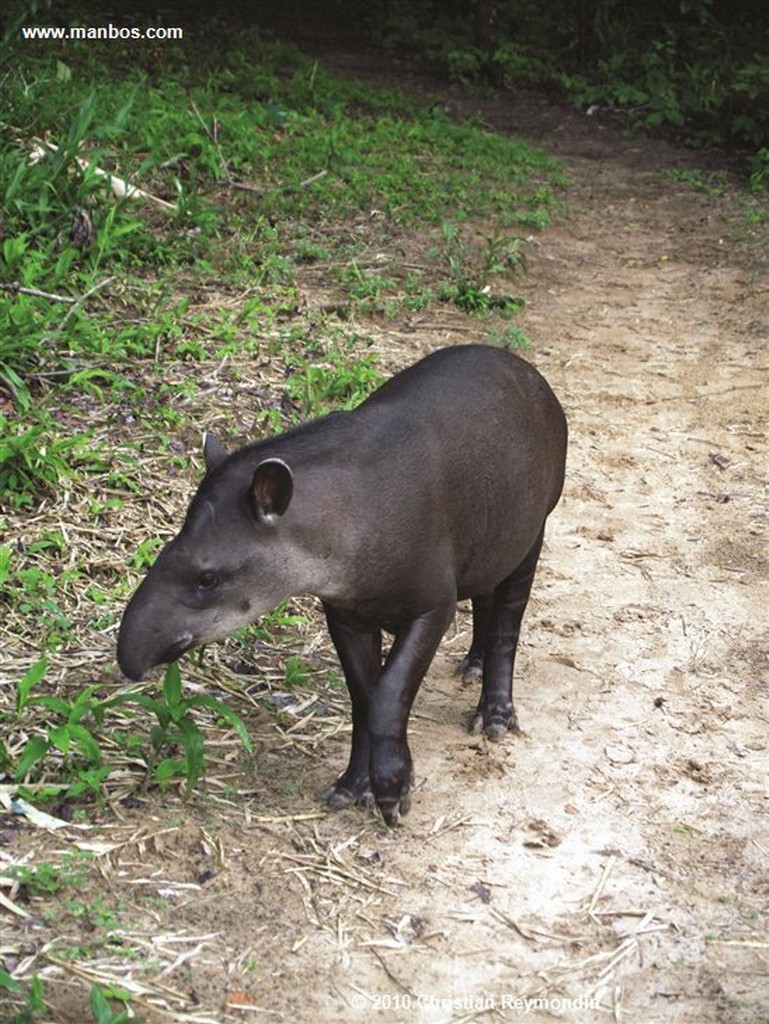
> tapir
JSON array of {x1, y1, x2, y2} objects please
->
[{"x1": 117, "y1": 345, "x2": 567, "y2": 825}]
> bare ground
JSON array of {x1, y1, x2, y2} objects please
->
[{"x1": 3, "y1": 56, "x2": 768, "y2": 1024}]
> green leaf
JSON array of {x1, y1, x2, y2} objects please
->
[
  {"x1": 49, "y1": 724, "x2": 72, "y2": 755},
  {"x1": 14, "y1": 735, "x2": 49, "y2": 780},
  {"x1": 149, "y1": 722, "x2": 168, "y2": 752},
  {"x1": 16, "y1": 657, "x2": 48, "y2": 713},
  {"x1": 162, "y1": 661, "x2": 183, "y2": 711},
  {"x1": 66, "y1": 765, "x2": 112, "y2": 798},
  {"x1": 186, "y1": 695, "x2": 254, "y2": 752},
  {"x1": 154, "y1": 757, "x2": 186, "y2": 786},
  {"x1": 28, "y1": 694, "x2": 70, "y2": 716},
  {"x1": 68, "y1": 685, "x2": 100, "y2": 724},
  {"x1": 177, "y1": 713, "x2": 204, "y2": 791},
  {"x1": 90, "y1": 982, "x2": 130, "y2": 1024},
  {"x1": 68, "y1": 724, "x2": 103, "y2": 765},
  {"x1": 0, "y1": 968, "x2": 21, "y2": 991},
  {"x1": 105, "y1": 691, "x2": 171, "y2": 726}
]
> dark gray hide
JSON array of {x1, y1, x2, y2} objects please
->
[{"x1": 117, "y1": 345, "x2": 567, "y2": 824}]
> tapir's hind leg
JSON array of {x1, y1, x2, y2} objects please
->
[
  {"x1": 471, "y1": 529, "x2": 545, "y2": 741},
  {"x1": 321, "y1": 605, "x2": 382, "y2": 809},
  {"x1": 457, "y1": 592, "x2": 492, "y2": 683}
]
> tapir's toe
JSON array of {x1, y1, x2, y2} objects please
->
[
  {"x1": 471, "y1": 706, "x2": 521, "y2": 741},
  {"x1": 377, "y1": 796, "x2": 405, "y2": 827},
  {"x1": 457, "y1": 654, "x2": 483, "y2": 685},
  {"x1": 321, "y1": 776, "x2": 374, "y2": 811}
]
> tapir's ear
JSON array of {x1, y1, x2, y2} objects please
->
[
  {"x1": 251, "y1": 458, "x2": 293, "y2": 524},
  {"x1": 203, "y1": 432, "x2": 228, "y2": 473}
]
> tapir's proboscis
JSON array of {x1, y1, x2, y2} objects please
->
[{"x1": 118, "y1": 345, "x2": 567, "y2": 825}]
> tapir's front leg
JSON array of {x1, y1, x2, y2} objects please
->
[
  {"x1": 322, "y1": 605, "x2": 382, "y2": 810},
  {"x1": 369, "y1": 602, "x2": 456, "y2": 825}
]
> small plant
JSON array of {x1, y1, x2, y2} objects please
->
[
  {"x1": 286, "y1": 349, "x2": 384, "y2": 418},
  {"x1": 9, "y1": 656, "x2": 253, "y2": 799},
  {"x1": 105, "y1": 661, "x2": 253, "y2": 792},
  {"x1": 128, "y1": 536, "x2": 164, "y2": 571},
  {"x1": 748, "y1": 148, "x2": 769, "y2": 192},
  {"x1": 663, "y1": 167, "x2": 729, "y2": 195},
  {"x1": 89, "y1": 984, "x2": 132, "y2": 1024},
  {"x1": 13, "y1": 658, "x2": 107, "y2": 791},
  {"x1": 0, "y1": 412, "x2": 92, "y2": 507},
  {"x1": 3, "y1": 850, "x2": 93, "y2": 899},
  {"x1": 4, "y1": 972, "x2": 45, "y2": 1024},
  {"x1": 432, "y1": 221, "x2": 527, "y2": 316},
  {"x1": 439, "y1": 279, "x2": 525, "y2": 316},
  {"x1": 493, "y1": 323, "x2": 531, "y2": 350},
  {"x1": 284, "y1": 655, "x2": 309, "y2": 689}
]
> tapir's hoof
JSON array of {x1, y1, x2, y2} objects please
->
[
  {"x1": 457, "y1": 655, "x2": 483, "y2": 685},
  {"x1": 376, "y1": 790, "x2": 411, "y2": 827},
  {"x1": 371, "y1": 762, "x2": 415, "y2": 827},
  {"x1": 320, "y1": 777, "x2": 374, "y2": 811},
  {"x1": 470, "y1": 708, "x2": 521, "y2": 742}
]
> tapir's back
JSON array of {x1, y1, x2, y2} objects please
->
[
  {"x1": 358, "y1": 345, "x2": 566, "y2": 507},
  {"x1": 345, "y1": 345, "x2": 567, "y2": 603}
]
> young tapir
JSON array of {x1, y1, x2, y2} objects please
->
[{"x1": 117, "y1": 344, "x2": 567, "y2": 825}]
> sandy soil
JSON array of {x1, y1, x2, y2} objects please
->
[{"x1": 4, "y1": 54, "x2": 768, "y2": 1024}]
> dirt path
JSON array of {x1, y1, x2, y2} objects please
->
[{"x1": 6, "y1": 54, "x2": 767, "y2": 1024}]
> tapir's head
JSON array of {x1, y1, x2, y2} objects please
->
[{"x1": 117, "y1": 434, "x2": 296, "y2": 681}]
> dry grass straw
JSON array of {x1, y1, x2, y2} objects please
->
[{"x1": 271, "y1": 823, "x2": 407, "y2": 947}]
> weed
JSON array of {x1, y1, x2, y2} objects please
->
[
  {"x1": 8, "y1": 655, "x2": 252, "y2": 799},
  {"x1": 3, "y1": 850, "x2": 93, "y2": 899},
  {"x1": 65, "y1": 897, "x2": 120, "y2": 931},
  {"x1": 5, "y1": 861, "x2": 63, "y2": 898},
  {"x1": 286, "y1": 349, "x2": 384, "y2": 418},
  {"x1": 4, "y1": 973, "x2": 45, "y2": 1024},
  {"x1": 234, "y1": 602, "x2": 313, "y2": 645},
  {"x1": 284, "y1": 655, "x2": 309, "y2": 689},
  {"x1": 12, "y1": 658, "x2": 106, "y2": 787},
  {"x1": 90, "y1": 984, "x2": 132, "y2": 1024},
  {"x1": 128, "y1": 536, "x2": 164, "y2": 571},
  {"x1": 748, "y1": 148, "x2": 769, "y2": 192},
  {"x1": 439, "y1": 280, "x2": 525, "y2": 316},
  {"x1": 430, "y1": 220, "x2": 528, "y2": 317},
  {"x1": 663, "y1": 167, "x2": 729, "y2": 195},
  {"x1": 0, "y1": 412, "x2": 90, "y2": 507},
  {"x1": 105, "y1": 661, "x2": 253, "y2": 792},
  {"x1": 492, "y1": 324, "x2": 531, "y2": 350},
  {"x1": 0, "y1": 969, "x2": 21, "y2": 995}
]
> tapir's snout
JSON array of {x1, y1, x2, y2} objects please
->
[
  {"x1": 117, "y1": 625, "x2": 196, "y2": 680},
  {"x1": 116, "y1": 612, "x2": 153, "y2": 680},
  {"x1": 116, "y1": 637, "x2": 149, "y2": 681},
  {"x1": 117, "y1": 565, "x2": 196, "y2": 680}
]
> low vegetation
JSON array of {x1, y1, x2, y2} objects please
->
[{"x1": 372, "y1": 0, "x2": 769, "y2": 186}]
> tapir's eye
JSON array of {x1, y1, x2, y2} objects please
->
[{"x1": 197, "y1": 571, "x2": 220, "y2": 591}]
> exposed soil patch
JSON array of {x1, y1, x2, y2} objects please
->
[{"x1": 3, "y1": 46, "x2": 767, "y2": 1024}]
